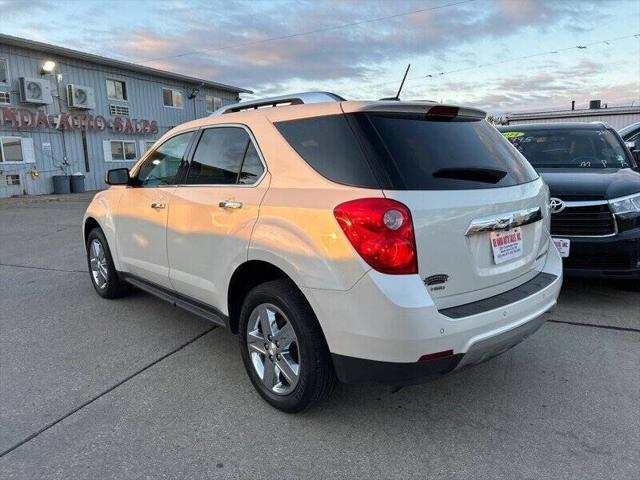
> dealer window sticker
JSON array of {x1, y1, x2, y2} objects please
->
[{"x1": 502, "y1": 131, "x2": 524, "y2": 139}]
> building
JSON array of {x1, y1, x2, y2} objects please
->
[
  {"x1": 505, "y1": 100, "x2": 640, "y2": 130},
  {"x1": 0, "y1": 34, "x2": 251, "y2": 198}
]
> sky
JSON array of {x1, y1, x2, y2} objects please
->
[{"x1": 1, "y1": 0, "x2": 639, "y2": 114}]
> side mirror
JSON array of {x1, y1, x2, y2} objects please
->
[
  {"x1": 625, "y1": 141, "x2": 636, "y2": 152},
  {"x1": 105, "y1": 168, "x2": 130, "y2": 186}
]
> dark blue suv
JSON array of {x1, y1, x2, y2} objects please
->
[{"x1": 499, "y1": 122, "x2": 640, "y2": 280}]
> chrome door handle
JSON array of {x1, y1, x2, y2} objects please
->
[
  {"x1": 219, "y1": 201, "x2": 243, "y2": 209},
  {"x1": 150, "y1": 202, "x2": 166, "y2": 209}
]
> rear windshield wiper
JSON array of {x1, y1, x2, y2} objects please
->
[{"x1": 432, "y1": 167, "x2": 508, "y2": 184}]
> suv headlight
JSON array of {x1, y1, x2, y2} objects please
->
[{"x1": 609, "y1": 192, "x2": 640, "y2": 215}]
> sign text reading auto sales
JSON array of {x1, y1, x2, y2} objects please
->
[{"x1": 0, "y1": 107, "x2": 159, "y2": 135}]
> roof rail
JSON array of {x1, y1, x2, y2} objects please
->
[{"x1": 211, "y1": 91, "x2": 345, "y2": 115}]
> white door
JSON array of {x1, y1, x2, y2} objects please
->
[
  {"x1": 167, "y1": 126, "x2": 269, "y2": 310},
  {"x1": 115, "y1": 132, "x2": 195, "y2": 288}
]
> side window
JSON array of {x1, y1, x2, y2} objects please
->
[
  {"x1": 186, "y1": 127, "x2": 250, "y2": 185},
  {"x1": 136, "y1": 132, "x2": 193, "y2": 186},
  {"x1": 239, "y1": 142, "x2": 265, "y2": 184}
]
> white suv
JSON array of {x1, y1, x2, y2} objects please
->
[{"x1": 84, "y1": 92, "x2": 562, "y2": 412}]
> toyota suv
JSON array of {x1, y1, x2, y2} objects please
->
[
  {"x1": 83, "y1": 92, "x2": 562, "y2": 412},
  {"x1": 499, "y1": 123, "x2": 640, "y2": 280}
]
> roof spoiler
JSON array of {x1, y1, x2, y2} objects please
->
[{"x1": 349, "y1": 102, "x2": 487, "y2": 119}]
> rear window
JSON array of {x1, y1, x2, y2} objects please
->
[
  {"x1": 275, "y1": 113, "x2": 538, "y2": 190},
  {"x1": 501, "y1": 128, "x2": 632, "y2": 169}
]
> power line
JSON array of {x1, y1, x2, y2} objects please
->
[
  {"x1": 357, "y1": 33, "x2": 640, "y2": 94},
  {"x1": 135, "y1": 0, "x2": 477, "y2": 64}
]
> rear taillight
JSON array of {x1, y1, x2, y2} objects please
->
[{"x1": 334, "y1": 198, "x2": 418, "y2": 274}]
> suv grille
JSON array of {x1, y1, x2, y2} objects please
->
[{"x1": 551, "y1": 203, "x2": 616, "y2": 236}]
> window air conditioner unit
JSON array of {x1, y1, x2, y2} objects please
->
[
  {"x1": 19, "y1": 77, "x2": 53, "y2": 105},
  {"x1": 67, "y1": 84, "x2": 96, "y2": 110}
]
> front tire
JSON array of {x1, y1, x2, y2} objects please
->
[
  {"x1": 86, "y1": 227, "x2": 131, "y2": 299},
  {"x1": 239, "y1": 279, "x2": 336, "y2": 413}
]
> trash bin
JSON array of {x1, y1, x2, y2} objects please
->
[
  {"x1": 52, "y1": 175, "x2": 71, "y2": 194},
  {"x1": 70, "y1": 173, "x2": 85, "y2": 193}
]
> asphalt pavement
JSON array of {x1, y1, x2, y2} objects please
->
[{"x1": 1, "y1": 193, "x2": 638, "y2": 479}]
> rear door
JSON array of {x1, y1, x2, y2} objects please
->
[
  {"x1": 347, "y1": 110, "x2": 548, "y2": 308},
  {"x1": 115, "y1": 131, "x2": 194, "y2": 288},
  {"x1": 167, "y1": 125, "x2": 269, "y2": 310}
]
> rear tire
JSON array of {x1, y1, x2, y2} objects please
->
[
  {"x1": 238, "y1": 279, "x2": 336, "y2": 413},
  {"x1": 86, "y1": 227, "x2": 131, "y2": 299}
]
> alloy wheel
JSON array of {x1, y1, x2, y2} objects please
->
[
  {"x1": 89, "y1": 239, "x2": 108, "y2": 289},
  {"x1": 246, "y1": 303, "x2": 300, "y2": 395}
]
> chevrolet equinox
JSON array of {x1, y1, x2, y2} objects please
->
[{"x1": 83, "y1": 92, "x2": 563, "y2": 412}]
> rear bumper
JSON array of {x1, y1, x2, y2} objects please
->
[
  {"x1": 302, "y1": 242, "x2": 563, "y2": 382},
  {"x1": 559, "y1": 228, "x2": 640, "y2": 279},
  {"x1": 332, "y1": 312, "x2": 547, "y2": 385}
]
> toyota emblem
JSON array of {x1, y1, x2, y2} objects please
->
[{"x1": 549, "y1": 197, "x2": 565, "y2": 214}]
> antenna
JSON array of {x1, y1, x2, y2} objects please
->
[{"x1": 379, "y1": 64, "x2": 411, "y2": 101}]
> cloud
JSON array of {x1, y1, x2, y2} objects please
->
[
  {"x1": 96, "y1": 0, "x2": 606, "y2": 94},
  {"x1": 437, "y1": 59, "x2": 639, "y2": 113},
  {"x1": 1, "y1": 0, "x2": 635, "y2": 112},
  {"x1": 0, "y1": 0, "x2": 49, "y2": 14}
]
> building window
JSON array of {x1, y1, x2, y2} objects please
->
[
  {"x1": 0, "y1": 91, "x2": 9, "y2": 105},
  {"x1": 109, "y1": 104, "x2": 130, "y2": 116},
  {"x1": 6, "y1": 174, "x2": 20, "y2": 186},
  {"x1": 106, "y1": 79, "x2": 127, "y2": 101},
  {"x1": 143, "y1": 141, "x2": 156, "y2": 153},
  {"x1": 162, "y1": 88, "x2": 184, "y2": 108},
  {"x1": 0, "y1": 58, "x2": 8, "y2": 85},
  {"x1": 0, "y1": 137, "x2": 23, "y2": 163},
  {"x1": 206, "y1": 95, "x2": 222, "y2": 113},
  {"x1": 109, "y1": 140, "x2": 137, "y2": 161}
]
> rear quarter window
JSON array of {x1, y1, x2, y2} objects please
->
[{"x1": 274, "y1": 115, "x2": 379, "y2": 187}]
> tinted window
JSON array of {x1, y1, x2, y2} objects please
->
[
  {"x1": 358, "y1": 113, "x2": 538, "y2": 190},
  {"x1": 187, "y1": 127, "x2": 249, "y2": 185},
  {"x1": 501, "y1": 128, "x2": 632, "y2": 169},
  {"x1": 239, "y1": 142, "x2": 265, "y2": 184},
  {"x1": 619, "y1": 123, "x2": 640, "y2": 140},
  {"x1": 276, "y1": 113, "x2": 538, "y2": 190},
  {"x1": 136, "y1": 132, "x2": 193, "y2": 186},
  {"x1": 626, "y1": 131, "x2": 640, "y2": 144},
  {"x1": 275, "y1": 115, "x2": 378, "y2": 187},
  {"x1": 0, "y1": 59, "x2": 8, "y2": 84}
]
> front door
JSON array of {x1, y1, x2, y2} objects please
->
[
  {"x1": 167, "y1": 126, "x2": 269, "y2": 310},
  {"x1": 115, "y1": 131, "x2": 194, "y2": 288}
]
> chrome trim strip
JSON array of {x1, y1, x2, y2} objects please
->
[
  {"x1": 465, "y1": 207, "x2": 542, "y2": 236},
  {"x1": 562, "y1": 199, "x2": 609, "y2": 207}
]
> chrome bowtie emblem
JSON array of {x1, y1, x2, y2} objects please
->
[{"x1": 549, "y1": 197, "x2": 565, "y2": 214}]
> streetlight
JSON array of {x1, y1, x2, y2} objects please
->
[{"x1": 40, "y1": 60, "x2": 56, "y2": 75}]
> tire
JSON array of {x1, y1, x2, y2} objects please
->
[
  {"x1": 238, "y1": 279, "x2": 336, "y2": 413},
  {"x1": 86, "y1": 227, "x2": 131, "y2": 299}
]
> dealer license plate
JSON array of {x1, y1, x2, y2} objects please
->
[
  {"x1": 490, "y1": 227, "x2": 523, "y2": 264},
  {"x1": 553, "y1": 238, "x2": 570, "y2": 258}
]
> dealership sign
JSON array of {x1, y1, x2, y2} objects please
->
[{"x1": 0, "y1": 107, "x2": 158, "y2": 134}]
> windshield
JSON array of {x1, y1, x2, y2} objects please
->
[
  {"x1": 619, "y1": 123, "x2": 640, "y2": 138},
  {"x1": 501, "y1": 128, "x2": 632, "y2": 169}
]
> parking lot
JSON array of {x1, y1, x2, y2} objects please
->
[{"x1": 0, "y1": 193, "x2": 638, "y2": 479}]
